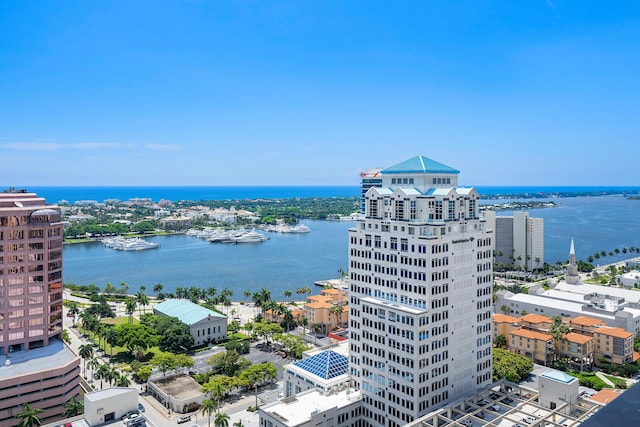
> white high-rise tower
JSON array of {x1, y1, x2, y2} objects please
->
[{"x1": 348, "y1": 155, "x2": 494, "y2": 427}]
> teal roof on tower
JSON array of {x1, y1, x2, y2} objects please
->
[{"x1": 382, "y1": 155, "x2": 459, "y2": 175}]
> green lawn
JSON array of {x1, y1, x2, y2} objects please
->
[
  {"x1": 101, "y1": 316, "x2": 139, "y2": 326},
  {"x1": 566, "y1": 371, "x2": 610, "y2": 390}
]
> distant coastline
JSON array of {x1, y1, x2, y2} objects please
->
[{"x1": 9, "y1": 185, "x2": 640, "y2": 204}]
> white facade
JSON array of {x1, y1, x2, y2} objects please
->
[
  {"x1": 84, "y1": 387, "x2": 138, "y2": 426},
  {"x1": 618, "y1": 270, "x2": 640, "y2": 288},
  {"x1": 537, "y1": 370, "x2": 580, "y2": 416},
  {"x1": 484, "y1": 211, "x2": 544, "y2": 271},
  {"x1": 348, "y1": 156, "x2": 493, "y2": 427},
  {"x1": 259, "y1": 388, "x2": 363, "y2": 427}
]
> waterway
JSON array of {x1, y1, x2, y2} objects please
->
[{"x1": 62, "y1": 195, "x2": 640, "y2": 297}]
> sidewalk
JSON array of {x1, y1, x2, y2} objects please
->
[{"x1": 595, "y1": 371, "x2": 615, "y2": 387}]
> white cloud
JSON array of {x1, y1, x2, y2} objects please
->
[
  {"x1": 2, "y1": 142, "x2": 120, "y2": 151},
  {"x1": 144, "y1": 143, "x2": 183, "y2": 152}
]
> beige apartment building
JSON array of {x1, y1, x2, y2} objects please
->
[
  {"x1": 304, "y1": 288, "x2": 348, "y2": 335},
  {"x1": 509, "y1": 328, "x2": 554, "y2": 365},
  {"x1": 494, "y1": 312, "x2": 637, "y2": 370},
  {"x1": 0, "y1": 189, "x2": 80, "y2": 426},
  {"x1": 593, "y1": 326, "x2": 635, "y2": 366}
]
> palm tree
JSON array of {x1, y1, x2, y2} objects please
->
[
  {"x1": 15, "y1": 403, "x2": 42, "y2": 427},
  {"x1": 153, "y1": 282, "x2": 164, "y2": 296},
  {"x1": 214, "y1": 413, "x2": 230, "y2": 427},
  {"x1": 206, "y1": 380, "x2": 226, "y2": 412},
  {"x1": 329, "y1": 303, "x2": 344, "y2": 329},
  {"x1": 104, "y1": 282, "x2": 117, "y2": 296},
  {"x1": 283, "y1": 290, "x2": 292, "y2": 301},
  {"x1": 550, "y1": 315, "x2": 570, "y2": 359},
  {"x1": 107, "y1": 366, "x2": 119, "y2": 387},
  {"x1": 299, "y1": 316, "x2": 308, "y2": 336},
  {"x1": 233, "y1": 421, "x2": 244, "y2": 427},
  {"x1": 311, "y1": 323, "x2": 322, "y2": 344},
  {"x1": 67, "y1": 301, "x2": 80, "y2": 327},
  {"x1": 79, "y1": 344, "x2": 94, "y2": 378},
  {"x1": 243, "y1": 289, "x2": 252, "y2": 305},
  {"x1": 500, "y1": 305, "x2": 510, "y2": 315},
  {"x1": 115, "y1": 373, "x2": 131, "y2": 387},
  {"x1": 103, "y1": 327, "x2": 118, "y2": 357},
  {"x1": 87, "y1": 356, "x2": 100, "y2": 383},
  {"x1": 125, "y1": 297, "x2": 137, "y2": 324},
  {"x1": 119, "y1": 281, "x2": 129, "y2": 296},
  {"x1": 137, "y1": 291, "x2": 149, "y2": 315},
  {"x1": 96, "y1": 363, "x2": 110, "y2": 389},
  {"x1": 63, "y1": 396, "x2": 84, "y2": 417},
  {"x1": 200, "y1": 399, "x2": 216, "y2": 427}
]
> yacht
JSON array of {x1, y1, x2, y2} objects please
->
[
  {"x1": 101, "y1": 236, "x2": 159, "y2": 251},
  {"x1": 231, "y1": 230, "x2": 268, "y2": 243}
]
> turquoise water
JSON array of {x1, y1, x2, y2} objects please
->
[
  {"x1": 63, "y1": 220, "x2": 352, "y2": 297},
  {"x1": 22, "y1": 185, "x2": 640, "y2": 204},
  {"x1": 62, "y1": 196, "x2": 640, "y2": 297},
  {"x1": 52, "y1": 185, "x2": 640, "y2": 297}
]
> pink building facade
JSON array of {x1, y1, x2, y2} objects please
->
[
  {"x1": 0, "y1": 189, "x2": 80, "y2": 426},
  {"x1": 0, "y1": 190, "x2": 64, "y2": 354}
]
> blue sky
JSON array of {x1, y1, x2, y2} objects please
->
[{"x1": 1, "y1": 1, "x2": 638, "y2": 187}]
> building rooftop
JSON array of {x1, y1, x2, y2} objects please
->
[
  {"x1": 510, "y1": 328, "x2": 552, "y2": 341},
  {"x1": 307, "y1": 295, "x2": 333, "y2": 302},
  {"x1": 260, "y1": 388, "x2": 361, "y2": 426},
  {"x1": 292, "y1": 350, "x2": 349, "y2": 381},
  {"x1": 305, "y1": 301, "x2": 332, "y2": 309},
  {"x1": 84, "y1": 387, "x2": 137, "y2": 402},
  {"x1": 593, "y1": 326, "x2": 633, "y2": 339},
  {"x1": 571, "y1": 315, "x2": 608, "y2": 327},
  {"x1": 381, "y1": 155, "x2": 460, "y2": 175},
  {"x1": 520, "y1": 313, "x2": 553, "y2": 324},
  {"x1": 541, "y1": 370, "x2": 578, "y2": 384},
  {"x1": 493, "y1": 313, "x2": 521, "y2": 324},
  {"x1": 555, "y1": 282, "x2": 640, "y2": 304},
  {"x1": 0, "y1": 340, "x2": 78, "y2": 380},
  {"x1": 153, "y1": 299, "x2": 225, "y2": 326},
  {"x1": 564, "y1": 332, "x2": 593, "y2": 344}
]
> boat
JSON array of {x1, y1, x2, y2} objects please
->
[
  {"x1": 231, "y1": 230, "x2": 268, "y2": 243},
  {"x1": 290, "y1": 224, "x2": 311, "y2": 233},
  {"x1": 101, "y1": 236, "x2": 159, "y2": 251}
]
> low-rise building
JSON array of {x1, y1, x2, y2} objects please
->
[
  {"x1": 537, "y1": 370, "x2": 580, "y2": 416},
  {"x1": 592, "y1": 326, "x2": 635, "y2": 366},
  {"x1": 283, "y1": 348, "x2": 350, "y2": 398},
  {"x1": 558, "y1": 332, "x2": 594, "y2": 370},
  {"x1": 84, "y1": 387, "x2": 138, "y2": 426},
  {"x1": 492, "y1": 313, "x2": 521, "y2": 342},
  {"x1": 304, "y1": 289, "x2": 348, "y2": 335},
  {"x1": 618, "y1": 270, "x2": 640, "y2": 288},
  {"x1": 153, "y1": 299, "x2": 227, "y2": 346},
  {"x1": 259, "y1": 388, "x2": 362, "y2": 427},
  {"x1": 509, "y1": 328, "x2": 554, "y2": 365}
]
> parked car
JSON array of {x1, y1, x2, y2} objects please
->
[
  {"x1": 490, "y1": 404, "x2": 501, "y2": 412},
  {"x1": 138, "y1": 404, "x2": 145, "y2": 413},
  {"x1": 177, "y1": 416, "x2": 191, "y2": 424},
  {"x1": 121, "y1": 411, "x2": 139, "y2": 421}
]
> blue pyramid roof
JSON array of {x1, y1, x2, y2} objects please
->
[
  {"x1": 293, "y1": 350, "x2": 348, "y2": 380},
  {"x1": 382, "y1": 155, "x2": 459, "y2": 175}
]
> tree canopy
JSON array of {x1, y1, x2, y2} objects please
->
[{"x1": 493, "y1": 348, "x2": 534, "y2": 383}]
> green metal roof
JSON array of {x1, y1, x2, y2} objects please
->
[
  {"x1": 154, "y1": 299, "x2": 225, "y2": 325},
  {"x1": 382, "y1": 155, "x2": 459, "y2": 175}
]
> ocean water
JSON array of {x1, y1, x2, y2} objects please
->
[
  {"x1": 54, "y1": 186, "x2": 640, "y2": 297},
  {"x1": 20, "y1": 185, "x2": 640, "y2": 204}
]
